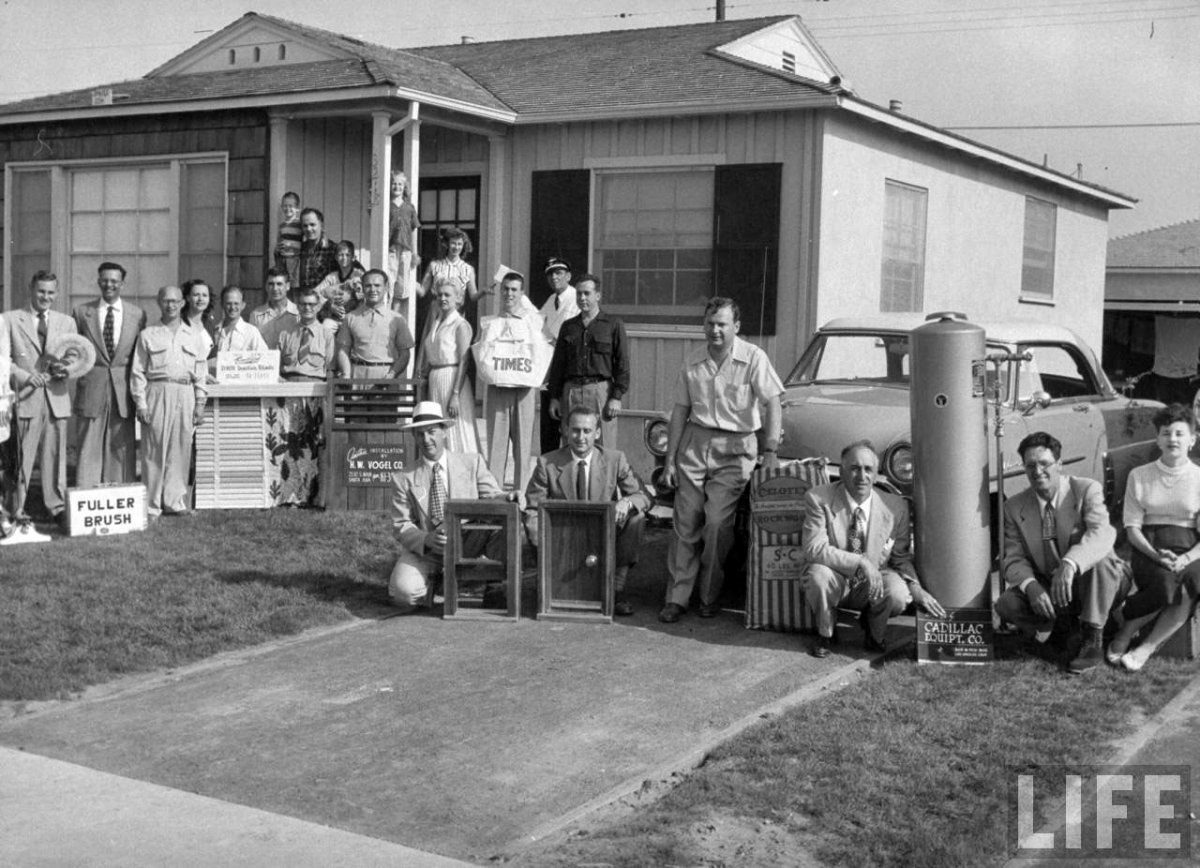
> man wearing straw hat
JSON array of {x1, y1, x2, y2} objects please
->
[
  {"x1": 6, "y1": 271, "x2": 79, "y2": 527},
  {"x1": 390, "y1": 400, "x2": 507, "y2": 612}
]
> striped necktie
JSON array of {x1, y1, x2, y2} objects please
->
[{"x1": 103, "y1": 305, "x2": 116, "y2": 358}]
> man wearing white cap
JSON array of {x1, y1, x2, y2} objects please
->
[
  {"x1": 538, "y1": 257, "x2": 579, "y2": 451},
  {"x1": 390, "y1": 400, "x2": 507, "y2": 612}
]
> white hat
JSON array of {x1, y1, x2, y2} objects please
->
[{"x1": 402, "y1": 401, "x2": 451, "y2": 430}]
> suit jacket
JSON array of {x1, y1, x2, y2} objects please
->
[
  {"x1": 392, "y1": 451, "x2": 503, "y2": 555},
  {"x1": 802, "y1": 482, "x2": 918, "y2": 583},
  {"x1": 523, "y1": 445, "x2": 652, "y2": 537},
  {"x1": 8, "y1": 308, "x2": 77, "y2": 419},
  {"x1": 1002, "y1": 476, "x2": 1116, "y2": 587},
  {"x1": 73, "y1": 299, "x2": 147, "y2": 419}
]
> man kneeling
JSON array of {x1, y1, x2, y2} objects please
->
[
  {"x1": 524, "y1": 405, "x2": 652, "y2": 616},
  {"x1": 995, "y1": 431, "x2": 1128, "y2": 673},
  {"x1": 390, "y1": 401, "x2": 507, "y2": 611},
  {"x1": 803, "y1": 440, "x2": 945, "y2": 657}
]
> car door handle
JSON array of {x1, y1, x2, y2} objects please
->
[{"x1": 1072, "y1": 404, "x2": 1091, "y2": 412}]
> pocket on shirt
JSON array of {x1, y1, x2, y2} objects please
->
[
  {"x1": 721, "y1": 382, "x2": 753, "y2": 415},
  {"x1": 590, "y1": 337, "x2": 612, "y2": 363}
]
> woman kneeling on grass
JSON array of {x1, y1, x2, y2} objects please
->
[{"x1": 1109, "y1": 403, "x2": 1200, "y2": 671}]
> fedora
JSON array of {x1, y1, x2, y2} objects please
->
[{"x1": 402, "y1": 400, "x2": 451, "y2": 430}]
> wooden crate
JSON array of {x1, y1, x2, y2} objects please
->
[
  {"x1": 537, "y1": 501, "x2": 614, "y2": 623},
  {"x1": 443, "y1": 499, "x2": 521, "y2": 621}
]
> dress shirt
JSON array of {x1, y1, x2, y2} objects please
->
[
  {"x1": 215, "y1": 319, "x2": 268, "y2": 353},
  {"x1": 673, "y1": 336, "x2": 785, "y2": 433},
  {"x1": 538, "y1": 286, "x2": 578, "y2": 344},
  {"x1": 278, "y1": 321, "x2": 337, "y2": 379},
  {"x1": 100, "y1": 300, "x2": 124, "y2": 353},
  {"x1": 547, "y1": 311, "x2": 630, "y2": 399},
  {"x1": 336, "y1": 305, "x2": 414, "y2": 365},
  {"x1": 130, "y1": 323, "x2": 209, "y2": 409}
]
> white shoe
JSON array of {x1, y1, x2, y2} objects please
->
[
  {"x1": 0, "y1": 523, "x2": 52, "y2": 545},
  {"x1": 1121, "y1": 648, "x2": 1151, "y2": 672},
  {"x1": 1105, "y1": 640, "x2": 1130, "y2": 666}
]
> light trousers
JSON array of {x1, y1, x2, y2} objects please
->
[
  {"x1": 16, "y1": 404, "x2": 67, "y2": 516},
  {"x1": 141, "y1": 382, "x2": 196, "y2": 516}
]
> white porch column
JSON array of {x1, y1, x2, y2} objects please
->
[
  {"x1": 485, "y1": 134, "x2": 509, "y2": 318},
  {"x1": 369, "y1": 110, "x2": 392, "y2": 275},
  {"x1": 402, "y1": 107, "x2": 421, "y2": 340}
]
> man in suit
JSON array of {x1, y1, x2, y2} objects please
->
[
  {"x1": 525, "y1": 405, "x2": 652, "y2": 616},
  {"x1": 803, "y1": 440, "x2": 946, "y2": 658},
  {"x1": 74, "y1": 261, "x2": 146, "y2": 486},
  {"x1": 7, "y1": 271, "x2": 78, "y2": 523},
  {"x1": 996, "y1": 431, "x2": 1129, "y2": 674},
  {"x1": 390, "y1": 400, "x2": 508, "y2": 612}
]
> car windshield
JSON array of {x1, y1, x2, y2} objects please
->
[
  {"x1": 786, "y1": 332, "x2": 1016, "y2": 401},
  {"x1": 786, "y1": 333, "x2": 913, "y2": 387}
]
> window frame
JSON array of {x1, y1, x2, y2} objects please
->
[
  {"x1": 1020, "y1": 195, "x2": 1057, "y2": 303},
  {"x1": 879, "y1": 179, "x2": 928, "y2": 313},
  {"x1": 4, "y1": 152, "x2": 228, "y2": 313}
]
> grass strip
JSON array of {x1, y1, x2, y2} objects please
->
[
  {"x1": 516, "y1": 651, "x2": 1196, "y2": 868},
  {"x1": 0, "y1": 510, "x2": 395, "y2": 702}
]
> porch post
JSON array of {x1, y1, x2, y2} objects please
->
[
  {"x1": 267, "y1": 114, "x2": 289, "y2": 295},
  {"x1": 369, "y1": 110, "x2": 392, "y2": 276},
  {"x1": 486, "y1": 134, "x2": 508, "y2": 318},
  {"x1": 402, "y1": 105, "x2": 421, "y2": 344}
]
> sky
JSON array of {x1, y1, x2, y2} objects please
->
[{"x1": 0, "y1": 0, "x2": 1196, "y2": 239}]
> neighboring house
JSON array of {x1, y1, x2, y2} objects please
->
[
  {"x1": 0, "y1": 12, "x2": 1135, "y2": 466},
  {"x1": 1103, "y1": 218, "x2": 1200, "y2": 403}
]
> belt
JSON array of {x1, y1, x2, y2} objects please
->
[
  {"x1": 566, "y1": 375, "x2": 608, "y2": 385},
  {"x1": 427, "y1": 363, "x2": 458, "y2": 369},
  {"x1": 283, "y1": 373, "x2": 326, "y2": 381},
  {"x1": 351, "y1": 359, "x2": 392, "y2": 367},
  {"x1": 149, "y1": 377, "x2": 194, "y2": 386},
  {"x1": 687, "y1": 421, "x2": 751, "y2": 436}
]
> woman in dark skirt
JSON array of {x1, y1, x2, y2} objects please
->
[{"x1": 1109, "y1": 403, "x2": 1200, "y2": 671}]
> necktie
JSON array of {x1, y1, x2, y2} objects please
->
[
  {"x1": 299, "y1": 326, "x2": 313, "y2": 363},
  {"x1": 848, "y1": 507, "x2": 866, "y2": 555},
  {"x1": 429, "y1": 463, "x2": 446, "y2": 529},
  {"x1": 1042, "y1": 501, "x2": 1061, "y2": 570},
  {"x1": 576, "y1": 459, "x2": 588, "y2": 500},
  {"x1": 103, "y1": 305, "x2": 116, "y2": 358},
  {"x1": 37, "y1": 311, "x2": 47, "y2": 354},
  {"x1": 555, "y1": 295, "x2": 560, "y2": 310}
]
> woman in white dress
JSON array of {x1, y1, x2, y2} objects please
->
[{"x1": 420, "y1": 277, "x2": 479, "y2": 453}]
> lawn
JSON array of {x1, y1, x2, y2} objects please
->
[
  {"x1": 0, "y1": 509, "x2": 397, "y2": 702},
  {"x1": 515, "y1": 648, "x2": 1197, "y2": 868}
]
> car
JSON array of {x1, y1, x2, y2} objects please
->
[{"x1": 778, "y1": 313, "x2": 1163, "y2": 502}]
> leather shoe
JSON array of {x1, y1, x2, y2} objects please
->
[
  {"x1": 614, "y1": 599, "x2": 634, "y2": 617},
  {"x1": 698, "y1": 603, "x2": 719, "y2": 618},
  {"x1": 811, "y1": 634, "x2": 833, "y2": 658},
  {"x1": 658, "y1": 603, "x2": 685, "y2": 623}
]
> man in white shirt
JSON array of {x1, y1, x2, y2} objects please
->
[
  {"x1": 537, "y1": 257, "x2": 579, "y2": 451},
  {"x1": 214, "y1": 286, "x2": 268, "y2": 354}
]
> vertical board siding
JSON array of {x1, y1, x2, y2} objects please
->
[
  {"x1": 286, "y1": 118, "x2": 370, "y2": 263},
  {"x1": 505, "y1": 110, "x2": 818, "y2": 416}
]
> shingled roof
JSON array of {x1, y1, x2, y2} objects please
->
[
  {"x1": 410, "y1": 16, "x2": 838, "y2": 117},
  {"x1": 1108, "y1": 219, "x2": 1200, "y2": 269},
  {"x1": 0, "y1": 13, "x2": 829, "y2": 121}
]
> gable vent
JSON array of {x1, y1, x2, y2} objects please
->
[{"x1": 781, "y1": 51, "x2": 796, "y2": 74}]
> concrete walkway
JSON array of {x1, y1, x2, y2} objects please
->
[
  {"x1": 0, "y1": 745, "x2": 473, "y2": 868},
  {"x1": 0, "y1": 605, "x2": 878, "y2": 866}
]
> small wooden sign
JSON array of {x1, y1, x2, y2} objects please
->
[
  {"x1": 67, "y1": 484, "x2": 148, "y2": 537},
  {"x1": 216, "y1": 350, "x2": 280, "y2": 384},
  {"x1": 344, "y1": 445, "x2": 406, "y2": 486},
  {"x1": 917, "y1": 608, "x2": 994, "y2": 665},
  {"x1": 538, "y1": 501, "x2": 614, "y2": 623}
]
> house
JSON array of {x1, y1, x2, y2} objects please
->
[
  {"x1": 0, "y1": 12, "x2": 1135, "y2": 468},
  {"x1": 1102, "y1": 218, "x2": 1200, "y2": 403}
]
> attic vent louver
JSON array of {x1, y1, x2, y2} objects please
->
[{"x1": 782, "y1": 51, "x2": 796, "y2": 74}]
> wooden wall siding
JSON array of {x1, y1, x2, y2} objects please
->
[
  {"x1": 0, "y1": 110, "x2": 267, "y2": 306},
  {"x1": 420, "y1": 127, "x2": 488, "y2": 166},
  {"x1": 505, "y1": 110, "x2": 821, "y2": 415},
  {"x1": 285, "y1": 118, "x2": 370, "y2": 258}
]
